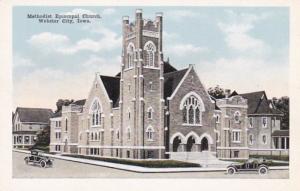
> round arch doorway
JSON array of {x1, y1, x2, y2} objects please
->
[
  {"x1": 200, "y1": 137, "x2": 209, "y2": 151},
  {"x1": 172, "y1": 137, "x2": 182, "y2": 152},
  {"x1": 186, "y1": 136, "x2": 196, "y2": 152}
]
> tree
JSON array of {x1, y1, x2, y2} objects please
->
[
  {"x1": 55, "y1": 99, "x2": 74, "y2": 112},
  {"x1": 33, "y1": 125, "x2": 50, "y2": 147},
  {"x1": 208, "y1": 85, "x2": 225, "y2": 99},
  {"x1": 272, "y1": 96, "x2": 289, "y2": 129}
]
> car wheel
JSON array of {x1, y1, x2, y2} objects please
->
[
  {"x1": 258, "y1": 166, "x2": 268, "y2": 175},
  {"x1": 227, "y1": 167, "x2": 236, "y2": 175},
  {"x1": 40, "y1": 160, "x2": 46, "y2": 168}
]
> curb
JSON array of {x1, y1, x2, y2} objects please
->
[{"x1": 13, "y1": 149, "x2": 289, "y2": 173}]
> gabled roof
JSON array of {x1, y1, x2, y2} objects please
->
[
  {"x1": 100, "y1": 75, "x2": 120, "y2": 107},
  {"x1": 239, "y1": 91, "x2": 283, "y2": 115},
  {"x1": 52, "y1": 110, "x2": 62, "y2": 118},
  {"x1": 163, "y1": 61, "x2": 177, "y2": 73},
  {"x1": 163, "y1": 68, "x2": 189, "y2": 99},
  {"x1": 15, "y1": 107, "x2": 53, "y2": 123},
  {"x1": 73, "y1": 99, "x2": 86, "y2": 106},
  {"x1": 115, "y1": 61, "x2": 177, "y2": 77}
]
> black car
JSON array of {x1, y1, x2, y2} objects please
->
[
  {"x1": 227, "y1": 159, "x2": 269, "y2": 175},
  {"x1": 24, "y1": 149, "x2": 54, "y2": 168}
]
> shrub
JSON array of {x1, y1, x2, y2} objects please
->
[{"x1": 62, "y1": 154, "x2": 201, "y2": 168}]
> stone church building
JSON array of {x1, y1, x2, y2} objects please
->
[{"x1": 49, "y1": 10, "x2": 285, "y2": 160}]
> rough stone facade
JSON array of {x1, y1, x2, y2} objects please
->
[
  {"x1": 216, "y1": 96, "x2": 249, "y2": 159},
  {"x1": 49, "y1": 10, "x2": 286, "y2": 160}
]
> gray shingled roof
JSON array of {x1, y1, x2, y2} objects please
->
[
  {"x1": 163, "y1": 68, "x2": 188, "y2": 99},
  {"x1": 16, "y1": 107, "x2": 53, "y2": 123},
  {"x1": 73, "y1": 99, "x2": 86, "y2": 106},
  {"x1": 239, "y1": 91, "x2": 283, "y2": 115},
  {"x1": 52, "y1": 110, "x2": 62, "y2": 118},
  {"x1": 100, "y1": 75, "x2": 120, "y2": 108},
  {"x1": 115, "y1": 61, "x2": 177, "y2": 77},
  {"x1": 106, "y1": 62, "x2": 179, "y2": 106}
]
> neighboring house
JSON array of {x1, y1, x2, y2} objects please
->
[
  {"x1": 239, "y1": 91, "x2": 287, "y2": 155},
  {"x1": 49, "y1": 99, "x2": 86, "y2": 153},
  {"x1": 12, "y1": 107, "x2": 53, "y2": 148}
]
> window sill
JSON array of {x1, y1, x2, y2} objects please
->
[
  {"x1": 124, "y1": 67, "x2": 134, "y2": 72},
  {"x1": 232, "y1": 141, "x2": 241, "y2": 143},
  {"x1": 143, "y1": 66, "x2": 160, "y2": 70},
  {"x1": 91, "y1": 125, "x2": 102, "y2": 128},
  {"x1": 182, "y1": 123, "x2": 202, "y2": 127}
]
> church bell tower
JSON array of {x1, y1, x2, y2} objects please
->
[{"x1": 119, "y1": 9, "x2": 165, "y2": 159}]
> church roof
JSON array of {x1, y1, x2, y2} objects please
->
[
  {"x1": 15, "y1": 107, "x2": 53, "y2": 123},
  {"x1": 115, "y1": 61, "x2": 177, "y2": 77},
  {"x1": 163, "y1": 68, "x2": 189, "y2": 99},
  {"x1": 103, "y1": 62, "x2": 179, "y2": 106},
  {"x1": 73, "y1": 99, "x2": 86, "y2": 106},
  {"x1": 100, "y1": 75, "x2": 120, "y2": 108},
  {"x1": 239, "y1": 91, "x2": 283, "y2": 115},
  {"x1": 163, "y1": 61, "x2": 177, "y2": 73}
]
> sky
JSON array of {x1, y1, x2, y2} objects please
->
[{"x1": 13, "y1": 6, "x2": 289, "y2": 110}]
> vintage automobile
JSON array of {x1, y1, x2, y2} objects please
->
[
  {"x1": 226, "y1": 159, "x2": 269, "y2": 175},
  {"x1": 24, "y1": 149, "x2": 54, "y2": 168}
]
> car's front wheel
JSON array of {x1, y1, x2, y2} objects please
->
[
  {"x1": 40, "y1": 160, "x2": 46, "y2": 168},
  {"x1": 258, "y1": 166, "x2": 268, "y2": 175},
  {"x1": 227, "y1": 167, "x2": 236, "y2": 175}
]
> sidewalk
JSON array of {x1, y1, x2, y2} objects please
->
[{"x1": 13, "y1": 149, "x2": 289, "y2": 173}]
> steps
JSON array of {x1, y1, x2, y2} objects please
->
[{"x1": 169, "y1": 151, "x2": 232, "y2": 167}]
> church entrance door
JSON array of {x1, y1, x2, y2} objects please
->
[
  {"x1": 173, "y1": 137, "x2": 181, "y2": 152},
  {"x1": 186, "y1": 136, "x2": 195, "y2": 152},
  {"x1": 201, "y1": 137, "x2": 208, "y2": 151}
]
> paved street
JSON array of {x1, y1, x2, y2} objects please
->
[{"x1": 13, "y1": 152, "x2": 288, "y2": 178}]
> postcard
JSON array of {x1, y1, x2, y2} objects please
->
[{"x1": 1, "y1": 1, "x2": 299, "y2": 191}]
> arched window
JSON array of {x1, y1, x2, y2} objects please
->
[
  {"x1": 95, "y1": 132, "x2": 98, "y2": 140},
  {"x1": 215, "y1": 114, "x2": 220, "y2": 123},
  {"x1": 234, "y1": 111, "x2": 241, "y2": 123},
  {"x1": 65, "y1": 118, "x2": 68, "y2": 131},
  {"x1": 249, "y1": 134, "x2": 254, "y2": 145},
  {"x1": 91, "y1": 132, "x2": 94, "y2": 140},
  {"x1": 79, "y1": 132, "x2": 82, "y2": 140},
  {"x1": 146, "y1": 126, "x2": 154, "y2": 140},
  {"x1": 90, "y1": 99, "x2": 102, "y2": 126},
  {"x1": 262, "y1": 135, "x2": 267, "y2": 144},
  {"x1": 127, "y1": 127, "x2": 131, "y2": 140},
  {"x1": 144, "y1": 41, "x2": 156, "y2": 67},
  {"x1": 127, "y1": 43, "x2": 135, "y2": 68},
  {"x1": 181, "y1": 93, "x2": 205, "y2": 125},
  {"x1": 147, "y1": 107, "x2": 153, "y2": 119},
  {"x1": 116, "y1": 129, "x2": 120, "y2": 140},
  {"x1": 188, "y1": 106, "x2": 194, "y2": 124}
]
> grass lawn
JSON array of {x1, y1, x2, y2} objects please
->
[
  {"x1": 62, "y1": 154, "x2": 201, "y2": 168},
  {"x1": 29, "y1": 145, "x2": 50, "y2": 153}
]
